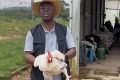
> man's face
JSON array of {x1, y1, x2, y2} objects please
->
[{"x1": 40, "y1": 2, "x2": 55, "y2": 22}]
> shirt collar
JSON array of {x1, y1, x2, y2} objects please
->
[{"x1": 41, "y1": 23, "x2": 55, "y2": 32}]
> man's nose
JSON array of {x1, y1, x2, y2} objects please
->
[
  {"x1": 44, "y1": 8, "x2": 47, "y2": 11},
  {"x1": 44, "y1": 8, "x2": 49, "y2": 12}
]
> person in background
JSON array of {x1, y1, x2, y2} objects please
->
[
  {"x1": 104, "y1": 21, "x2": 114, "y2": 32},
  {"x1": 24, "y1": 0, "x2": 76, "y2": 80},
  {"x1": 114, "y1": 17, "x2": 120, "y2": 42}
]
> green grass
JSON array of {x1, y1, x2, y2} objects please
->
[
  {"x1": 0, "y1": 38, "x2": 26, "y2": 79},
  {"x1": 0, "y1": 9, "x2": 32, "y2": 79},
  {"x1": 0, "y1": 8, "x2": 33, "y2": 36},
  {"x1": 0, "y1": 17, "x2": 32, "y2": 36}
]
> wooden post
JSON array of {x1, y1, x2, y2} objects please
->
[{"x1": 70, "y1": 0, "x2": 81, "y2": 78}]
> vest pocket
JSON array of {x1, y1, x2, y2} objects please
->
[
  {"x1": 33, "y1": 42, "x2": 45, "y2": 57},
  {"x1": 58, "y1": 38, "x2": 68, "y2": 54}
]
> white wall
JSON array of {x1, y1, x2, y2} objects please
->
[
  {"x1": 0, "y1": 0, "x2": 31, "y2": 9},
  {"x1": 70, "y1": 0, "x2": 81, "y2": 76},
  {"x1": 105, "y1": 0, "x2": 120, "y2": 26}
]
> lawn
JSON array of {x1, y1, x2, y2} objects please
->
[
  {"x1": 0, "y1": 38, "x2": 26, "y2": 79},
  {"x1": 0, "y1": 8, "x2": 69, "y2": 79},
  {"x1": 0, "y1": 8, "x2": 32, "y2": 79}
]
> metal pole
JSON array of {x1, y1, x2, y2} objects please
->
[{"x1": 31, "y1": 0, "x2": 35, "y2": 26}]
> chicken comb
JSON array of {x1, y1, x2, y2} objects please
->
[{"x1": 47, "y1": 50, "x2": 52, "y2": 63}]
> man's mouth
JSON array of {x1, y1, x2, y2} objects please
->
[{"x1": 44, "y1": 14, "x2": 49, "y2": 17}]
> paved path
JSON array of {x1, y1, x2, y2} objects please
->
[{"x1": 88, "y1": 71, "x2": 120, "y2": 80}]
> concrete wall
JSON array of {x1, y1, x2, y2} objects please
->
[{"x1": 80, "y1": 0, "x2": 105, "y2": 37}]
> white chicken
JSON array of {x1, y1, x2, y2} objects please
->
[{"x1": 34, "y1": 50, "x2": 71, "y2": 80}]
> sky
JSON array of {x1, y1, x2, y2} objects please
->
[
  {"x1": 0, "y1": 0, "x2": 71, "y2": 9},
  {"x1": 64, "y1": 0, "x2": 71, "y2": 4}
]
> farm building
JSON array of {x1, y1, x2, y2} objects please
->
[{"x1": 70, "y1": 0, "x2": 120, "y2": 79}]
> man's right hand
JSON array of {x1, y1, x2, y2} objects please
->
[{"x1": 25, "y1": 51, "x2": 35, "y2": 65}]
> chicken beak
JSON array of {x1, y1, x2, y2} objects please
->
[{"x1": 47, "y1": 50, "x2": 53, "y2": 64}]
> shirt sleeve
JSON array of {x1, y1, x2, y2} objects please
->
[
  {"x1": 24, "y1": 31, "x2": 33, "y2": 52},
  {"x1": 66, "y1": 28, "x2": 75, "y2": 49}
]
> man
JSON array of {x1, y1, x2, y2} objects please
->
[{"x1": 24, "y1": 0, "x2": 76, "y2": 80}]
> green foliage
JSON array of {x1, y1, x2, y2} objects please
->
[
  {"x1": 55, "y1": 17, "x2": 69, "y2": 26},
  {"x1": 59, "y1": 0, "x2": 69, "y2": 21},
  {"x1": 59, "y1": 8, "x2": 69, "y2": 21}
]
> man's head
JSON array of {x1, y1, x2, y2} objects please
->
[
  {"x1": 39, "y1": 2, "x2": 55, "y2": 22},
  {"x1": 32, "y1": 0, "x2": 62, "y2": 17}
]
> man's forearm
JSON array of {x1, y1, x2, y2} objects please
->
[
  {"x1": 65, "y1": 48, "x2": 76, "y2": 60},
  {"x1": 25, "y1": 51, "x2": 35, "y2": 65}
]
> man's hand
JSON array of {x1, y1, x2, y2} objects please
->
[
  {"x1": 25, "y1": 51, "x2": 35, "y2": 65},
  {"x1": 65, "y1": 55, "x2": 68, "y2": 61}
]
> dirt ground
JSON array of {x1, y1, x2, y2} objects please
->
[
  {"x1": 10, "y1": 67, "x2": 31, "y2": 80},
  {"x1": 10, "y1": 66, "x2": 79, "y2": 80}
]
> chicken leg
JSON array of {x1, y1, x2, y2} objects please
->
[{"x1": 62, "y1": 67, "x2": 71, "y2": 80}]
